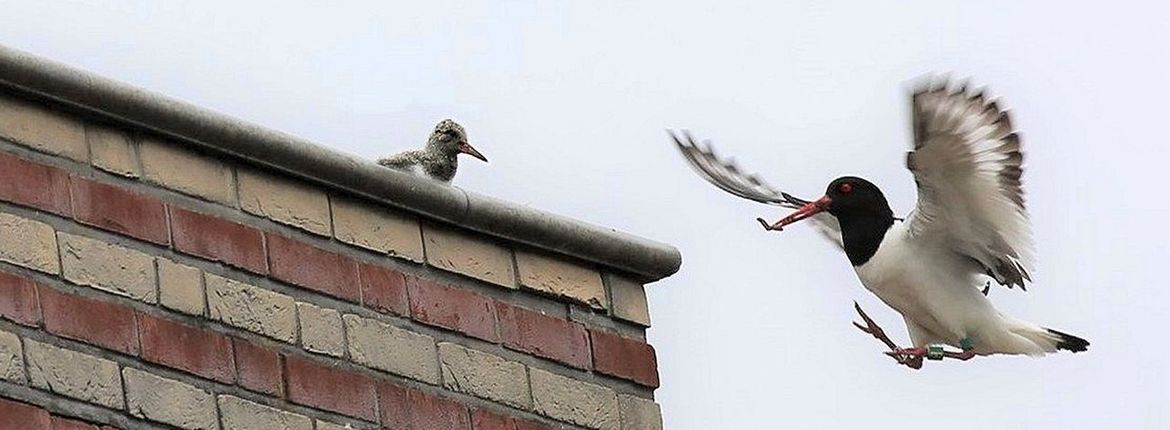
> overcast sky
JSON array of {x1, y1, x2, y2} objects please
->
[{"x1": 4, "y1": 1, "x2": 1168, "y2": 428}]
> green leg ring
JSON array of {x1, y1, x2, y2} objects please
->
[
  {"x1": 926, "y1": 344, "x2": 945, "y2": 360},
  {"x1": 959, "y1": 336, "x2": 975, "y2": 351}
]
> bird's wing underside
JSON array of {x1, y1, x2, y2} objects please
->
[
  {"x1": 670, "y1": 130, "x2": 843, "y2": 249},
  {"x1": 905, "y1": 77, "x2": 1033, "y2": 290}
]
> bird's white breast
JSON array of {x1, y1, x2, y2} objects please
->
[
  {"x1": 853, "y1": 224, "x2": 923, "y2": 314},
  {"x1": 851, "y1": 223, "x2": 998, "y2": 342}
]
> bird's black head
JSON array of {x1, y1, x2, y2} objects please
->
[
  {"x1": 427, "y1": 119, "x2": 488, "y2": 162},
  {"x1": 823, "y1": 176, "x2": 892, "y2": 220},
  {"x1": 772, "y1": 176, "x2": 895, "y2": 266}
]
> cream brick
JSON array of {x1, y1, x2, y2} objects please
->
[
  {"x1": 331, "y1": 197, "x2": 424, "y2": 262},
  {"x1": 297, "y1": 302, "x2": 344, "y2": 357},
  {"x1": 219, "y1": 395, "x2": 312, "y2": 430},
  {"x1": 87, "y1": 125, "x2": 139, "y2": 177},
  {"x1": 140, "y1": 138, "x2": 235, "y2": 206},
  {"x1": 516, "y1": 251, "x2": 607, "y2": 310},
  {"x1": 618, "y1": 394, "x2": 663, "y2": 430},
  {"x1": 238, "y1": 169, "x2": 331, "y2": 236},
  {"x1": 315, "y1": 421, "x2": 356, "y2": 430},
  {"x1": 530, "y1": 368, "x2": 619, "y2": 430},
  {"x1": 59, "y1": 233, "x2": 156, "y2": 303},
  {"x1": 206, "y1": 274, "x2": 296, "y2": 343},
  {"x1": 158, "y1": 259, "x2": 205, "y2": 316},
  {"x1": 343, "y1": 314, "x2": 439, "y2": 384},
  {"x1": 25, "y1": 339, "x2": 123, "y2": 409},
  {"x1": 606, "y1": 274, "x2": 650, "y2": 326},
  {"x1": 438, "y1": 342, "x2": 531, "y2": 410},
  {"x1": 423, "y1": 224, "x2": 515, "y2": 288},
  {"x1": 0, "y1": 212, "x2": 59, "y2": 274},
  {"x1": 0, "y1": 95, "x2": 87, "y2": 161},
  {"x1": 0, "y1": 330, "x2": 23, "y2": 383},
  {"x1": 124, "y1": 368, "x2": 216, "y2": 430}
]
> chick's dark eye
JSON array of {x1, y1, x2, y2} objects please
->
[{"x1": 839, "y1": 183, "x2": 854, "y2": 194}]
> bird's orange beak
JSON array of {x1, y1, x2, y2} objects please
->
[
  {"x1": 759, "y1": 195, "x2": 831, "y2": 231},
  {"x1": 459, "y1": 142, "x2": 488, "y2": 162}
]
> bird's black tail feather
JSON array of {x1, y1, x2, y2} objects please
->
[{"x1": 1046, "y1": 328, "x2": 1090, "y2": 353}]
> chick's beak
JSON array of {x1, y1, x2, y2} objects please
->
[{"x1": 459, "y1": 142, "x2": 488, "y2": 162}]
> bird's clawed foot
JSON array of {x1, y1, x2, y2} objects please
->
[
  {"x1": 852, "y1": 301, "x2": 898, "y2": 350},
  {"x1": 852, "y1": 302, "x2": 922, "y2": 369},
  {"x1": 851, "y1": 302, "x2": 977, "y2": 369},
  {"x1": 884, "y1": 348, "x2": 926, "y2": 369}
]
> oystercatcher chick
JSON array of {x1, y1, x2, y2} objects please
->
[{"x1": 378, "y1": 119, "x2": 487, "y2": 182}]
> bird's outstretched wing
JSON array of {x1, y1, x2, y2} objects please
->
[
  {"x1": 669, "y1": 130, "x2": 843, "y2": 249},
  {"x1": 905, "y1": 78, "x2": 1033, "y2": 289}
]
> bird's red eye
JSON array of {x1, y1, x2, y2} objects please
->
[{"x1": 839, "y1": 183, "x2": 854, "y2": 194}]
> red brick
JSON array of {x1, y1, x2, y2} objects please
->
[
  {"x1": 69, "y1": 176, "x2": 169, "y2": 245},
  {"x1": 471, "y1": 409, "x2": 515, "y2": 430},
  {"x1": 285, "y1": 355, "x2": 377, "y2": 421},
  {"x1": 376, "y1": 382, "x2": 410, "y2": 430},
  {"x1": 233, "y1": 338, "x2": 282, "y2": 396},
  {"x1": 0, "y1": 152, "x2": 71, "y2": 216},
  {"x1": 0, "y1": 397, "x2": 51, "y2": 430},
  {"x1": 39, "y1": 287, "x2": 138, "y2": 355},
  {"x1": 170, "y1": 208, "x2": 267, "y2": 274},
  {"x1": 359, "y1": 263, "x2": 408, "y2": 316},
  {"x1": 513, "y1": 419, "x2": 556, "y2": 430},
  {"x1": 51, "y1": 416, "x2": 100, "y2": 430},
  {"x1": 0, "y1": 270, "x2": 40, "y2": 326},
  {"x1": 407, "y1": 276, "x2": 497, "y2": 342},
  {"x1": 472, "y1": 412, "x2": 554, "y2": 430},
  {"x1": 267, "y1": 234, "x2": 359, "y2": 302},
  {"x1": 138, "y1": 312, "x2": 235, "y2": 383},
  {"x1": 407, "y1": 389, "x2": 470, "y2": 430},
  {"x1": 590, "y1": 329, "x2": 659, "y2": 388},
  {"x1": 497, "y1": 302, "x2": 589, "y2": 370}
]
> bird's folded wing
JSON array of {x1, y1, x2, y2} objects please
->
[
  {"x1": 670, "y1": 130, "x2": 843, "y2": 249},
  {"x1": 905, "y1": 79, "x2": 1033, "y2": 289},
  {"x1": 376, "y1": 150, "x2": 418, "y2": 169}
]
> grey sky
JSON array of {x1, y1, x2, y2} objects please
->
[{"x1": 4, "y1": 1, "x2": 1167, "y2": 428}]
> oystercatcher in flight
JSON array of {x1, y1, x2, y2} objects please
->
[{"x1": 671, "y1": 78, "x2": 1088, "y2": 369}]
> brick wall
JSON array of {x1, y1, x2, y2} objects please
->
[{"x1": 0, "y1": 87, "x2": 666, "y2": 429}]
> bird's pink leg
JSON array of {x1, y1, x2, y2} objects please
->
[
  {"x1": 851, "y1": 302, "x2": 979, "y2": 368},
  {"x1": 888, "y1": 346, "x2": 978, "y2": 362},
  {"x1": 943, "y1": 350, "x2": 977, "y2": 361}
]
